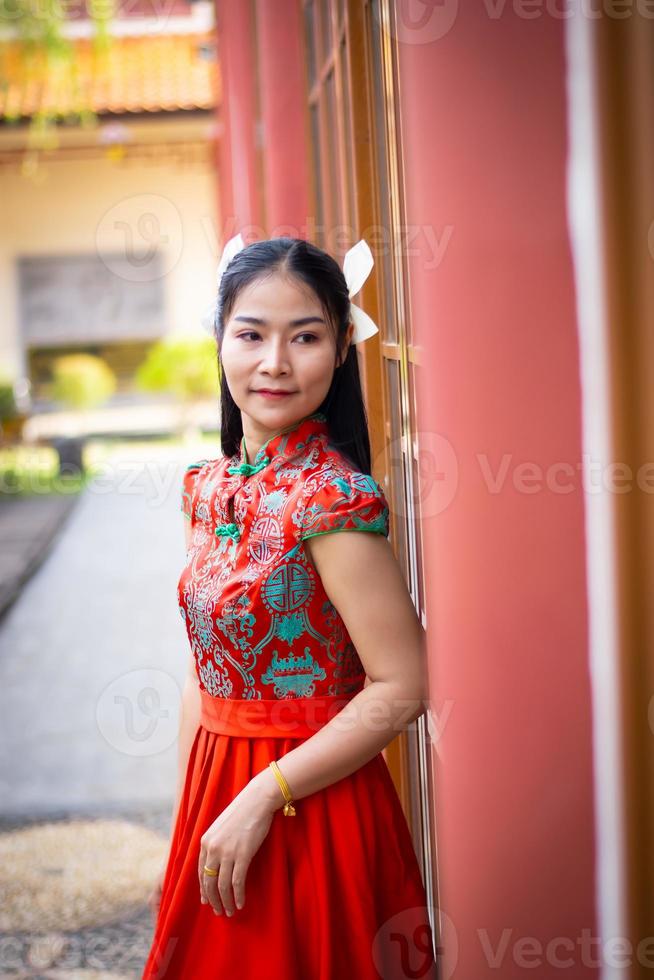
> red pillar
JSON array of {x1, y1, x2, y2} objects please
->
[
  {"x1": 397, "y1": 9, "x2": 597, "y2": 979},
  {"x1": 214, "y1": 0, "x2": 262, "y2": 237},
  {"x1": 255, "y1": 0, "x2": 310, "y2": 236}
]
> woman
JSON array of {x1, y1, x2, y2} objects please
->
[{"x1": 142, "y1": 236, "x2": 437, "y2": 979}]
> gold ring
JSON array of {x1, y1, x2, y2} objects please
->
[{"x1": 203, "y1": 865, "x2": 219, "y2": 876}]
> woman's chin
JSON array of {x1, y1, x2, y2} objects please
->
[{"x1": 242, "y1": 396, "x2": 307, "y2": 426}]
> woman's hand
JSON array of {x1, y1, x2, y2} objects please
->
[
  {"x1": 147, "y1": 859, "x2": 168, "y2": 924},
  {"x1": 198, "y1": 772, "x2": 281, "y2": 916}
]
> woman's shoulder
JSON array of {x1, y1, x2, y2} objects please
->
[
  {"x1": 182, "y1": 455, "x2": 224, "y2": 490},
  {"x1": 180, "y1": 455, "x2": 230, "y2": 519},
  {"x1": 297, "y1": 442, "x2": 390, "y2": 540},
  {"x1": 185, "y1": 452, "x2": 236, "y2": 478},
  {"x1": 307, "y1": 439, "x2": 385, "y2": 496},
  {"x1": 183, "y1": 457, "x2": 210, "y2": 480}
]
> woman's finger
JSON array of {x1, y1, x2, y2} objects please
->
[
  {"x1": 218, "y1": 860, "x2": 236, "y2": 917},
  {"x1": 204, "y1": 853, "x2": 223, "y2": 915},
  {"x1": 198, "y1": 842, "x2": 209, "y2": 905},
  {"x1": 232, "y1": 860, "x2": 247, "y2": 911}
]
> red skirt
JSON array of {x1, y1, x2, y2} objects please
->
[{"x1": 142, "y1": 691, "x2": 437, "y2": 980}]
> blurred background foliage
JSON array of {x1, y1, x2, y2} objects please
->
[
  {"x1": 135, "y1": 334, "x2": 219, "y2": 402},
  {"x1": 50, "y1": 353, "x2": 117, "y2": 411}
]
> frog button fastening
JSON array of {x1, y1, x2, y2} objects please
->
[
  {"x1": 227, "y1": 456, "x2": 270, "y2": 478},
  {"x1": 215, "y1": 522, "x2": 241, "y2": 542}
]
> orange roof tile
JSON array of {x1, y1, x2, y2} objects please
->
[{"x1": 0, "y1": 32, "x2": 219, "y2": 119}]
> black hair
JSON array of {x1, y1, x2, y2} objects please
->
[{"x1": 213, "y1": 237, "x2": 373, "y2": 475}]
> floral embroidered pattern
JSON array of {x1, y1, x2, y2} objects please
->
[
  {"x1": 260, "y1": 648, "x2": 327, "y2": 698},
  {"x1": 177, "y1": 412, "x2": 390, "y2": 700},
  {"x1": 300, "y1": 470, "x2": 390, "y2": 540}
]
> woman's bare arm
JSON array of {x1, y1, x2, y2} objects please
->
[
  {"x1": 168, "y1": 519, "x2": 202, "y2": 836},
  {"x1": 169, "y1": 652, "x2": 202, "y2": 836},
  {"x1": 248, "y1": 531, "x2": 429, "y2": 810}
]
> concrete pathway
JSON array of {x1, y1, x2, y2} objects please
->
[
  {"x1": 0, "y1": 494, "x2": 78, "y2": 619},
  {"x1": 0, "y1": 443, "x2": 212, "y2": 818}
]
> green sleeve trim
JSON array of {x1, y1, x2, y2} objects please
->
[{"x1": 300, "y1": 527, "x2": 386, "y2": 541}]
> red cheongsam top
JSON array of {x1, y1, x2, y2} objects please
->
[{"x1": 177, "y1": 410, "x2": 390, "y2": 701}]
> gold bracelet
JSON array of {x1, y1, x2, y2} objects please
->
[{"x1": 269, "y1": 760, "x2": 296, "y2": 816}]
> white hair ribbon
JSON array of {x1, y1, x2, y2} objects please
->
[
  {"x1": 201, "y1": 234, "x2": 379, "y2": 344},
  {"x1": 342, "y1": 239, "x2": 379, "y2": 343},
  {"x1": 200, "y1": 232, "x2": 246, "y2": 332}
]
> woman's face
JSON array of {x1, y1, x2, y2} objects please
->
[{"x1": 220, "y1": 271, "x2": 351, "y2": 443}]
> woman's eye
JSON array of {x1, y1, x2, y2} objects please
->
[{"x1": 237, "y1": 331, "x2": 317, "y2": 343}]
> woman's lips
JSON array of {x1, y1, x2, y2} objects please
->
[{"x1": 253, "y1": 390, "x2": 295, "y2": 399}]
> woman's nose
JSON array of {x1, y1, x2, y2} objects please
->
[{"x1": 260, "y1": 343, "x2": 290, "y2": 373}]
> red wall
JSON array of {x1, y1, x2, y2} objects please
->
[{"x1": 397, "y1": 8, "x2": 597, "y2": 978}]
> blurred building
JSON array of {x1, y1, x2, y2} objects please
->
[{"x1": 0, "y1": 0, "x2": 220, "y2": 408}]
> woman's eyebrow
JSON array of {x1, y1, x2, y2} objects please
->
[{"x1": 233, "y1": 315, "x2": 326, "y2": 327}]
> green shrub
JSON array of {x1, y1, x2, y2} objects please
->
[
  {"x1": 50, "y1": 354, "x2": 116, "y2": 410},
  {"x1": 135, "y1": 335, "x2": 219, "y2": 401},
  {"x1": 0, "y1": 376, "x2": 17, "y2": 422}
]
